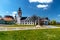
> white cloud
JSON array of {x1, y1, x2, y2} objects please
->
[
  {"x1": 29, "y1": 0, "x2": 53, "y2": 9},
  {"x1": 58, "y1": 15, "x2": 60, "y2": 17},
  {"x1": 29, "y1": 0, "x2": 53, "y2": 3},
  {"x1": 12, "y1": 11, "x2": 17, "y2": 17},
  {"x1": 37, "y1": 4, "x2": 48, "y2": 9},
  {"x1": 29, "y1": 0, "x2": 38, "y2": 3}
]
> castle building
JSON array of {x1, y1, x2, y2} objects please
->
[
  {"x1": 16, "y1": 8, "x2": 36, "y2": 25},
  {"x1": 16, "y1": 8, "x2": 49, "y2": 25}
]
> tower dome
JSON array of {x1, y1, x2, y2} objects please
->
[{"x1": 18, "y1": 8, "x2": 22, "y2": 17}]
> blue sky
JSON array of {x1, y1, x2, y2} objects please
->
[{"x1": 0, "y1": 0, "x2": 60, "y2": 22}]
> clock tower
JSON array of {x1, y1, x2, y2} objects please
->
[
  {"x1": 17, "y1": 8, "x2": 22, "y2": 25},
  {"x1": 18, "y1": 8, "x2": 22, "y2": 17}
]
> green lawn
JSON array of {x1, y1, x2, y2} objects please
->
[
  {"x1": 4, "y1": 25, "x2": 35, "y2": 27},
  {"x1": 52, "y1": 25, "x2": 60, "y2": 27},
  {"x1": 0, "y1": 29, "x2": 60, "y2": 40}
]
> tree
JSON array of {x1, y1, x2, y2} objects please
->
[
  {"x1": 31, "y1": 15, "x2": 38, "y2": 25},
  {"x1": 51, "y1": 20, "x2": 56, "y2": 25},
  {"x1": 0, "y1": 16, "x2": 2, "y2": 18}
]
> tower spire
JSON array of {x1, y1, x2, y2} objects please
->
[
  {"x1": 18, "y1": 8, "x2": 22, "y2": 17},
  {"x1": 18, "y1": 8, "x2": 21, "y2": 11}
]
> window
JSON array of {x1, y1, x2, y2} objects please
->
[
  {"x1": 25, "y1": 23, "x2": 27, "y2": 24},
  {"x1": 28, "y1": 20, "x2": 29, "y2": 22}
]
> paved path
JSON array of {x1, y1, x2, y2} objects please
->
[
  {"x1": 0, "y1": 25, "x2": 59, "y2": 31},
  {"x1": 0, "y1": 27, "x2": 45, "y2": 31},
  {"x1": 45, "y1": 25, "x2": 60, "y2": 28}
]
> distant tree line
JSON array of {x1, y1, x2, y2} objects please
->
[{"x1": 48, "y1": 20, "x2": 57, "y2": 25}]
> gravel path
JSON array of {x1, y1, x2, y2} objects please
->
[
  {"x1": 45, "y1": 25, "x2": 60, "y2": 28},
  {"x1": 0, "y1": 25, "x2": 59, "y2": 31},
  {"x1": 0, "y1": 27, "x2": 44, "y2": 31}
]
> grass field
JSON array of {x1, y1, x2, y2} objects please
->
[
  {"x1": 0, "y1": 28, "x2": 60, "y2": 40},
  {"x1": 3, "y1": 25, "x2": 35, "y2": 27},
  {"x1": 52, "y1": 25, "x2": 60, "y2": 27}
]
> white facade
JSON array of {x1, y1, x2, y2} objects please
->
[
  {"x1": 16, "y1": 16, "x2": 36, "y2": 25},
  {"x1": 16, "y1": 8, "x2": 36, "y2": 25},
  {"x1": 20, "y1": 20, "x2": 36, "y2": 25},
  {"x1": 16, "y1": 16, "x2": 21, "y2": 24}
]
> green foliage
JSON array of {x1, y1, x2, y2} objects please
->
[
  {"x1": 0, "y1": 29, "x2": 60, "y2": 40},
  {"x1": 0, "y1": 20, "x2": 5, "y2": 24},
  {"x1": 4, "y1": 25, "x2": 35, "y2": 27},
  {"x1": 4, "y1": 20, "x2": 15, "y2": 25},
  {"x1": 0, "y1": 20, "x2": 15, "y2": 25},
  {"x1": 50, "y1": 20, "x2": 56, "y2": 25},
  {"x1": 52, "y1": 25, "x2": 60, "y2": 27}
]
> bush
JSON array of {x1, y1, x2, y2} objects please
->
[{"x1": 4, "y1": 21, "x2": 15, "y2": 25}]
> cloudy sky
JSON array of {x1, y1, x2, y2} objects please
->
[{"x1": 0, "y1": 0, "x2": 60, "y2": 22}]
